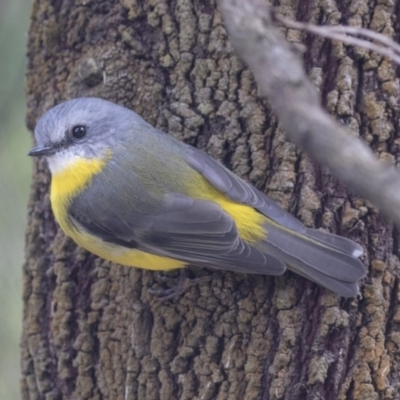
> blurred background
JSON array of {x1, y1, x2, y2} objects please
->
[{"x1": 0, "y1": 0, "x2": 31, "y2": 398}]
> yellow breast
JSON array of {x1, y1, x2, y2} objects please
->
[
  {"x1": 50, "y1": 155, "x2": 186, "y2": 270},
  {"x1": 50, "y1": 155, "x2": 107, "y2": 233}
]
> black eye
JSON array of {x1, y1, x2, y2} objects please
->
[{"x1": 72, "y1": 125, "x2": 87, "y2": 139}]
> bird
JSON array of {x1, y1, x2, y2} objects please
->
[{"x1": 29, "y1": 97, "x2": 366, "y2": 297}]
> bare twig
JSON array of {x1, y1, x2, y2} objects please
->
[
  {"x1": 218, "y1": 0, "x2": 400, "y2": 226},
  {"x1": 275, "y1": 13, "x2": 400, "y2": 65}
]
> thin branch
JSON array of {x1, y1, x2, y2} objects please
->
[
  {"x1": 218, "y1": 0, "x2": 400, "y2": 226},
  {"x1": 275, "y1": 13, "x2": 400, "y2": 65}
]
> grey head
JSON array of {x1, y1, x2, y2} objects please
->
[{"x1": 29, "y1": 97, "x2": 149, "y2": 173}]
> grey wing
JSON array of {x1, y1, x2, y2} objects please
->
[
  {"x1": 187, "y1": 148, "x2": 305, "y2": 232},
  {"x1": 69, "y1": 193, "x2": 286, "y2": 275},
  {"x1": 187, "y1": 148, "x2": 365, "y2": 258}
]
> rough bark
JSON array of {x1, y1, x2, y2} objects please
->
[
  {"x1": 220, "y1": 0, "x2": 400, "y2": 227},
  {"x1": 22, "y1": 1, "x2": 400, "y2": 400}
]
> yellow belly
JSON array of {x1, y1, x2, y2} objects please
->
[
  {"x1": 50, "y1": 155, "x2": 187, "y2": 270},
  {"x1": 67, "y1": 223, "x2": 187, "y2": 270}
]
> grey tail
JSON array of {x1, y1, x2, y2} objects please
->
[{"x1": 258, "y1": 222, "x2": 366, "y2": 297}]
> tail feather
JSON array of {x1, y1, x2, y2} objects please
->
[
  {"x1": 286, "y1": 259, "x2": 362, "y2": 297},
  {"x1": 305, "y1": 228, "x2": 363, "y2": 257},
  {"x1": 258, "y1": 222, "x2": 366, "y2": 297}
]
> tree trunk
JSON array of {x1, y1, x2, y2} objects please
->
[{"x1": 22, "y1": 1, "x2": 400, "y2": 399}]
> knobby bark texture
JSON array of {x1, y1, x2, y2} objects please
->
[
  {"x1": 220, "y1": 0, "x2": 400, "y2": 227},
  {"x1": 22, "y1": 1, "x2": 400, "y2": 400}
]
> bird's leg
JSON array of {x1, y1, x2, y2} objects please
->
[{"x1": 148, "y1": 268, "x2": 212, "y2": 301}]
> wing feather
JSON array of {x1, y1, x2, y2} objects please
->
[
  {"x1": 187, "y1": 148, "x2": 305, "y2": 232},
  {"x1": 69, "y1": 192, "x2": 286, "y2": 275}
]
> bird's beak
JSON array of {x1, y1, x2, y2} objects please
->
[{"x1": 28, "y1": 144, "x2": 55, "y2": 157}]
